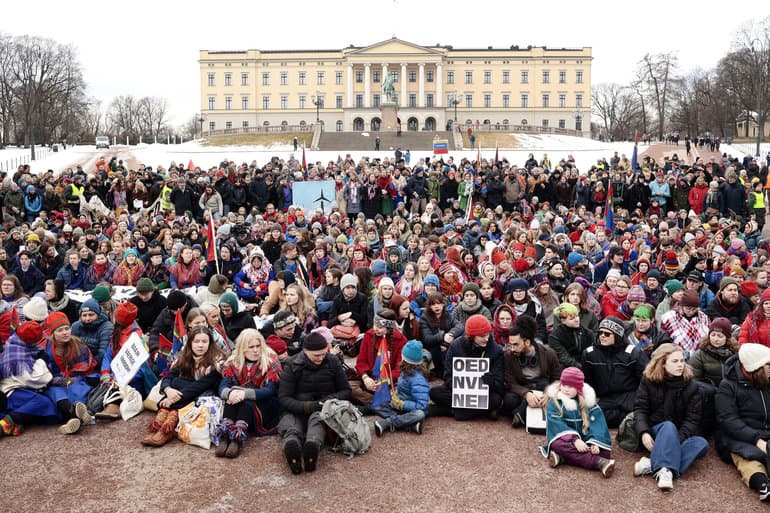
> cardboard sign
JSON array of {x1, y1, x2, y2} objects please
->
[
  {"x1": 451, "y1": 357, "x2": 489, "y2": 410},
  {"x1": 110, "y1": 332, "x2": 149, "y2": 386}
]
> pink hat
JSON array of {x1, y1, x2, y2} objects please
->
[{"x1": 560, "y1": 367, "x2": 584, "y2": 393}]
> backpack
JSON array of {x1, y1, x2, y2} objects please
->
[{"x1": 319, "y1": 399, "x2": 371, "y2": 457}]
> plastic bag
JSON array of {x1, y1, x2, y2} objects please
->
[
  {"x1": 176, "y1": 402, "x2": 211, "y2": 449},
  {"x1": 119, "y1": 385, "x2": 143, "y2": 421},
  {"x1": 196, "y1": 395, "x2": 224, "y2": 444}
]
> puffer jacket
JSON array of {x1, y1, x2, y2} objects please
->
[
  {"x1": 689, "y1": 345, "x2": 734, "y2": 387},
  {"x1": 71, "y1": 311, "x2": 114, "y2": 365},
  {"x1": 278, "y1": 351, "x2": 352, "y2": 416},
  {"x1": 634, "y1": 376, "x2": 703, "y2": 441},
  {"x1": 394, "y1": 371, "x2": 430, "y2": 414},
  {"x1": 715, "y1": 354, "x2": 770, "y2": 463},
  {"x1": 548, "y1": 323, "x2": 595, "y2": 369}
]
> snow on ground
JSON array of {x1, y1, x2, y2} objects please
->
[{"x1": 2, "y1": 136, "x2": 769, "y2": 178}]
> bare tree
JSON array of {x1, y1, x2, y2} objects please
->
[{"x1": 638, "y1": 52, "x2": 680, "y2": 140}]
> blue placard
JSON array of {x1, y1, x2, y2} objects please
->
[{"x1": 292, "y1": 180, "x2": 336, "y2": 215}]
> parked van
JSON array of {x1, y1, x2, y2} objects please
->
[{"x1": 95, "y1": 136, "x2": 110, "y2": 149}]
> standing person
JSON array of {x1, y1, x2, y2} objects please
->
[
  {"x1": 277, "y1": 332, "x2": 351, "y2": 474},
  {"x1": 373, "y1": 340, "x2": 430, "y2": 436},
  {"x1": 429, "y1": 314, "x2": 505, "y2": 420},
  {"x1": 214, "y1": 329, "x2": 283, "y2": 458},
  {"x1": 715, "y1": 343, "x2": 770, "y2": 502},
  {"x1": 541, "y1": 367, "x2": 615, "y2": 477},
  {"x1": 632, "y1": 344, "x2": 708, "y2": 491}
]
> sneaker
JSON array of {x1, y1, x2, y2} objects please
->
[
  {"x1": 634, "y1": 456, "x2": 652, "y2": 476},
  {"x1": 599, "y1": 458, "x2": 615, "y2": 478},
  {"x1": 283, "y1": 439, "x2": 303, "y2": 475},
  {"x1": 759, "y1": 483, "x2": 770, "y2": 502},
  {"x1": 58, "y1": 418, "x2": 81, "y2": 435},
  {"x1": 74, "y1": 402, "x2": 93, "y2": 425},
  {"x1": 511, "y1": 412, "x2": 525, "y2": 428},
  {"x1": 374, "y1": 420, "x2": 387, "y2": 438},
  {"x1": 655, "y1": 467, "x2": 674, "y2": 491},
  {"x1": 548, "y1": 451, "x2": 562, "y2": 468},
  {"x1": 302, "y1": 440, "x2": 320, "y2": 472},
  {"x1": 412, "y1": 421, "x2": 423, "y2": 435}
]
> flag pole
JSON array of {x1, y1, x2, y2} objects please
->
[{"x1": 208, "y1": 209, "x2": 220, "y2": 275}]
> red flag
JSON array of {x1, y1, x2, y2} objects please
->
[
  {"x1": 187, "y1": 159, "x2": 195, "y2": 171},
  {"x1": 635, "y1": 129, "x2": 639, "y2": 144},
  {"x1": 206, "y1": 214, "x2": 217, "y2": 264},
  {"x1": 495, "y1": 143, "x2": 499, "y2": 165},
  {"x1": 301, "y1": 147, "x2": 307, "y2": 172},
  {"x1": 9, "y1": 305, "x2": 19, "y2": 332}
]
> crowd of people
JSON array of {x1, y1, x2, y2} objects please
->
[{"x1": 3, "y1": 146, "x2": 770, "y2": 497}]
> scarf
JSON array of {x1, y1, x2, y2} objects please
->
[
  {"x1": 0, "y1": 336, "x2": 39, "y2": 378},
  {"x1": 367, "y1": 183, "x2": 378, "y2": 200},
  {"x1": 222, "y1": 352, "x2": 282, "y2": 388},
  {"x1": 119, "y1": 261, "x2": 143, "y2": 286},
  {"x1": 245, "y1": 257, "x2": 271, "y2": 285},
  {"x1": 49, "y1": 294, "x2": 69, "y2": 312},
  {"x1": 491, "y1": 306, "x2": 516, "y2": 345},
  {"x1": 662, "y1": 375, "x2": 686, "y2": 422}
]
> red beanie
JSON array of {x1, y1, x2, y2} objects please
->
[
  {"x1": 560, "y1": 366, "x2": 585, "y2": 393},
  {"x1": 114, "y1": 301, "x2": 138, "y2": 326},
  {"x1": 17, "y1": 321, "x2": 44, "y2": 346},
  {"x1": 761, "y1": 288, "x2": 770, "y2": 306},
  {"x1": 492, "y1": 252, "x2": 507, "y2": 266},
  {"x1": 465, "y1": 314, "x2": 491, "y2": 336},
  {"x1": 513, "y1": 242, "x2": 526, "y2": 252},
  {"x1": 741, "y1": 281, "x2": 760, "y2": 298},
  {"x1": 513, "y1": 258, "x2": 530, "y2": 273},
  {"x1": 45, "y1": 312, "x2": 70, "y2": 334},
  {"x1": 524, "y1": 246, "x2": 537, "y2": 259},
  {"x1": 446, "y1": 246, "x2": 461, "y2": 262}
]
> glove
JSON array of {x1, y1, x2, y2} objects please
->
[
  {"x1": 390, "y1": 389, "x2": 405, "y2": 411},
  {"x1": 51, "y1": 376, "x2": 68, "y2": 386},
  {"x1": 480, "y1": 372, "x2": 493, "y2": 386}
]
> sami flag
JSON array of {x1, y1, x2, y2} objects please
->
[
  {"x1": 9, "y1": 305, "x2": 19, "y2": 333},
  {"x1": 370, "y1": 338, "x2": 393, "y2": 408},
  {"x1": 206, "y1": 215, "x2": 217, "y2": 264},
  {"x1": 605, "y1": 181, "x2": 615, "y2": 232},
  {"x1": 301, "y1": 147, "x2": 307, "y2": 172},
  {"x1": 156, "y1": 310, "x2": 186, "y2": 375}
]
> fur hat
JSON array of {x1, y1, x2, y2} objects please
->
[
  {"x1": 340, "y1": 273, "x2": 358, "y2": 290},
  {"x1": 22, "y1": 297, "x2": 48, "y2": 322},
  {"x1": 465, "y1": 314, "x2": 491, "y2": 337},
  {"x1": 560, "y1": 367, "x2": 584, "y2": 393},
  {"x1": 739, "y1": 343, "x2": 770, "y2": 373},
  {"x1": 114, "y1": 301, "x2": 138, "y2": 326},
  {"x1": 401, "y1": 340, "x2": 424, "y2": 365}
]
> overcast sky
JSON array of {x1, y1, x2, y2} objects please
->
[{"x1": 2, "y1": 0, "x2": 761, "y2": 126}]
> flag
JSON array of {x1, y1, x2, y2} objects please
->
[
  {"x1": 206, "y1": 213, "x2": 217, "y2": 264},
  {"x1": 301, "y1": 147, "x2": 307, "y2": 172},
  {"x1": 171, "y1": 309, "x2": 186, "y2": 357},
  {"x1": 9, "y1": 305, "x2": 19, "y2": 333},
  {"x1": 370, "y1": 338, "x2": 393, "y2": 408},
  {"x1": 477, "y1": 146, "x2": 481, "y2": 169},
  {"x1": 494, "y1": 143, "x2": 499, "y2": 165},
  {"x1": 631, "y1": 129, "x2": 640, "y2": 172},
  {"x1": 605, "y1": 181, "x2": 614, "y2": 232}
]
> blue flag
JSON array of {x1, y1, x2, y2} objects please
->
[
  {"x1": 370, "y1": 339, "x2": 393, "y2": 408},
  {"x1": 605, "y1": 181, "x2": 615, "y2": 232},
  {"x1": 631, "y1": 143, "x2": 640, "y2": 173}
]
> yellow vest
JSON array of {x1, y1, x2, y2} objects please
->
[
  {"x1": 752, "y1": 190, "x2": 765, "y2": 209},
  {"x1": 160, "y1": 185, "x2": 173, "y2": 211},
  {"x1": 68, "y1": 184, "x2": 84, "y2": 204}
]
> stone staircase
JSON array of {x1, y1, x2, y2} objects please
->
[{"x1": 317, "y1": 131, "x2": 455, "y2": 151}]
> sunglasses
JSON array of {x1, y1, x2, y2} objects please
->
[{"x1": 598, "y1": 331, "x2": 613, "y2": 337}]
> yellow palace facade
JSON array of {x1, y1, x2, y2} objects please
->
[{"x1": 199, "y1": 37, "x2": 592, "y2": 135}]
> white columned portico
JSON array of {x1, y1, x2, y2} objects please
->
[
  {"x1": 346, "y1": 64, "x2": 353, "y2": 108},
  {"x1": 418, "y1": 63, "x2": 425, "y2": 107},
  {"x1": 400, "y1": 63, "x2": 407, "y2": 107},
  {"x1": 364, "y1": 64, "x2": 371, "y2": 108}
]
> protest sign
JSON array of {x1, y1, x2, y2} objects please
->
[
  {"x1": 451, "y1": 357, "x2": 489, "y2": 410},
  {"x1": 110, "y1": 332, "x2": 149, "y2": 386}
]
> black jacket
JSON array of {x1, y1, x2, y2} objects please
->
[
  {"x1": 419, "y1": 311, "x2": 453, "y2": 350},
  {"x1": 129, "y1": 290, "x2": 167, "y2": 333},
  {"x1": 547, "y1": 324, "x2": 595, "y2": 369},
  {"x1": 148, "y1": 295, "x2": 198, "y2": 353},
  {"x1": 328, "y1": 292, "x2": 370, "y2": 330},
  {"x1": 248, "y1": 177, "x2": 270, "y2": 210},
  {"x1": 442, "y1": 337, "x2": 505, "y2": 397},
  {"x1": 705, "y1": 295, "x2": 753, "y2": 326},
  {"x1": 634, "y1": 376, "x2": 703, "y2": 441},
  {"x1": 222, "y1": 310, "x2": 256, "y2": 343},
  {"x1": 169, "y1": 186, "x2": 197, "y2": 216},
  {"x1": 160, "y1": 367, "x2": 221, "y2": 409},
  {"x1": 715, "y1": 354, "x2": 770, "y2": 463},
  {"x1": 278, "y1": 351, "x2": 351, "y2": 416}
]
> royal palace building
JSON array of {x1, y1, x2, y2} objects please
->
[{"x1": 199, "y1": 37, "x2": 592, "y2": 135}]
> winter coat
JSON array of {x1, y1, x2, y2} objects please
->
[
  {"x1": 169, "y1": 186, "x2": 197, "y2": 216},
  {"x1": 448, "y1": 301, "x2": 492, "y2": 339},
  {"x1": 71, "y1": 311, "x2": 114, "y2": 365},
  {"x1": 542, "y1": 382, "x2": 612, "y2": 457},
  {"x1": 634, "y1": 376, "x2": 703, "y2": 440},
  {"x1": 160, "y1": 363, "x2": 221, "y2": 409},
  {"x1": 55, "y1": 263, "x2": 87, "y2": 290},
  {"x1": 147, "y1": 295, "x2": 198, "y2": 353},
  {"x1": 504, "y1": 342, "x2": 561, "y2": 397},
  {"x1": 222, "y1": 310, "x2": 256, "y2": 344},
  {"x1": 356, "y1": 329, "x2": 408, "y2": 382},
  {"x1": 328, "y1": 291, "x2": 370, "y2": 330},
  {"x1": 689, "y1": 345, "x2": 734, "y2": 387},
  {"x1": 394, "y1": 371, "x2": 430, "y2": 414},
  {"x1": 128, "y1": 290, "x2": 167, "y2": 334},
  {"x1": 419, "y1": 312, "x2": 453, "y2": 351},
  {"x1": 548, "y1": 324, "x2": 595, "y2": 369},
  {"x1": 720, "y1": 181, "x2": 747, "y2": 217},
  {"x1": 278, "y1": 351, "x2": 351, "y2": 416},
  {"x1": 583, "y1": 339, "x2": 648, "y2": 426},
  {"x1": 715, "y1": 354, "x2": 770, "y2": 463},
  {"x1": 706, "y1": 295, "x2": 753, "y2": 326},
  {"x1": 442, "y1": 336, "x2": 505, "y2": 397}
]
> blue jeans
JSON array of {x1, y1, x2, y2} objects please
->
[
  {"x1": 374, "y1": 405, "x2": 425, "y2": 430},
  {"x1": 650, "y1": 421, "x2": 708, "y2": 477}
]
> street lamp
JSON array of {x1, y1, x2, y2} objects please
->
[
  {"x1": 311, "y1": 92, "x2": 322, "y2": 123},
  {"x1": 449, "y1": 94, "x2": 463, "y2": 129},
  {"x1": 198, "y1": 114, "x2": 205, "y2": 139}
]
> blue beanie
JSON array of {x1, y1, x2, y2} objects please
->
[
  {"x1": 123, "y1": 248, "x2": 139, "y2": 259},
  {"x1": 80, "y1": 298, "x2": 102, "y2": 316},
  {"x1": 423, "y1": 274, "x2": 439, "y2": 288},
  {"x1": 370, "y1": 259, "x2": 387, "y2": 276},
  {"x1": 567, "y1": 251, "x2": 586, "y2": 268},
  {"x1": 506, "y1": 278, "x2": 530, "y2": 293},
  {"x1": 402, "y1": 340, "x2": 424, "y2": 365}
]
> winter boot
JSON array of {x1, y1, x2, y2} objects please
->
[
  {"x1": 142, "y1": 409, "x2": 178, "y2": 447},
  {"x1": 58, "y1": 418, "x2": 81, "y2": 435},
  {"x1": 214, "y1": 418, "x2": 234, "y2": 457},
  {"x1": 408, "y1": 421, "x2": 423, "y2": 435},
  {"x1": 283, "y1": 438, "x2": 303, "y2": 474},
  {"x1": 226, "y1": 420, "x2": 248, "y2": 458},
  {"x1": 302, "y1": 440, "x2": 320, "y2": 472},
  {"x1": 0, "y1": 414, "x2": 23, "y2": 436},
  {"x1": 74, "y1": 402, "x2": 93, "y2": 426},
  {"x1": 96, "y1": 402, "x2": 121, "y2": 420},
  {"x1": 598, "y1": 458, "x2": 615, "y2": 478},
  {"x1": 147, "y1": 408, "x2": 170, "y2": 434},
  {"x1": 374, "y1": 419, "x2": 393, "y2": 437}
]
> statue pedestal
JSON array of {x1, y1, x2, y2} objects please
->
[{"x1": 380, "y1": 103, "x2": 398, "y2": 132}]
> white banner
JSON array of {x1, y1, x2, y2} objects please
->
[
  {"x1": 110, "y1": 332, "x2": 150, "y2": 386},
  {"x1": 451, "y1": 357, "x2": 489, "y2": 410}
]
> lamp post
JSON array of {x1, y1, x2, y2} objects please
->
[
  {"x1": 311, "y1": 92, "x2": 322, "y2": 123},
  {"x1": 450, "y1": 94, "x2": 463, "y2": 130},
  {"x1": 198, "y1": 114, "x2": 205, "y2": 139}
]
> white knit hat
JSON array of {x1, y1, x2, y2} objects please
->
[
  {"x1": 22, "y1": 296, "x2": 49, "y2": 322},
  {"x1": 340, "y1": 274, "x2": 357, "y2": 290},
  {"x1": 739, "y1": 343, "x2": 770, "y2": 373}
]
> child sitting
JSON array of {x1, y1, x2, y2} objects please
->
[
  {"x1": 540, "y1": 367, "x2": 615, "y2": 477},
  {"x1": 373, "y1": 340, "x2": 430, "y2": 436}
]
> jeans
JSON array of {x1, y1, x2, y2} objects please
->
[
  {"x1": 373, "y1": 405, "x2": 425, "y2": 430},
  {"x1": 650, "y1": 421, "x2": 708, "y2": 477}
]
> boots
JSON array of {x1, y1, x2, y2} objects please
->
[
  {"x1": 96, "y1": 402, "x2": 121, "y2": 420},
  {"x1": 74, "y1": 402, "x2": 93, "y2": 425},
  {"x1": 0, "y1": 414, "x2": 23, "y2": 436},
  {"x1": 283, "y1": 438, "x2": 303, "y2": 474},
  {"x1": 141, "y1": 408, "x2": 178, "y2": 447},
  {"x1": 598, "y1": 458, "x2": 616, "y2": 478},
  {"x1": 302, "y1": 440, "x2": 320, "y2": 472},
  {"x1": 147, "y1": 408, "x2": 170, "y2": 433},
  {"x1": 214, "y1": 418, "x2": 234, "y2": 457},
  {"x1": 225, "y1": 420, "x2": 248, "y2": 458},
  {"x1": 374, "y1": 419, "x2": 393, "y2": 437},
  {"x1": 58, "y1": 418, "x2": 81, "y2": 435}
]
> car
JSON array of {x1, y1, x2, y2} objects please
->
[{"x1": 95, "y1": 136, "x2": 110, "y2": 149}]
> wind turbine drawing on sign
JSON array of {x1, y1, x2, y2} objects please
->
[{"x1": 314, "y1": 188, "x2": 332, "y2": 216}]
